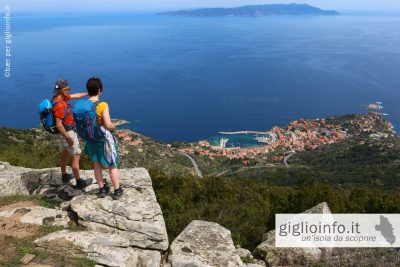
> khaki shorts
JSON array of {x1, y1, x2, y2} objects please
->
[{"x1": 58, "y1": 130, "x2": 82, "y2": 155}]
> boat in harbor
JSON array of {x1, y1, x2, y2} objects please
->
[
  {"x1": 368, "y1": 103, "x2": 383, "y2": 110},
  {"x1": 254, "y1": 136, "x2": 270, "y2": 143},
  {"x1": 219, "y1": 138, "x2": 229, "y2": 148},
  {"x1": 368, "y1": 101, "x2": 384, "y2": 110}
]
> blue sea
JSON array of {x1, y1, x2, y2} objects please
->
[{"x1": 1, "y1": 13, "x2": 400, "y2": 145}]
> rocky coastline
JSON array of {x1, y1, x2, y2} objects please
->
[{"x1": 178, "y1": 112, "x2": 395, "y2": 161}]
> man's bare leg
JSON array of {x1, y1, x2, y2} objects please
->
[{"x1": 60, "y1": 149, "x2": 69, "y2": 175}]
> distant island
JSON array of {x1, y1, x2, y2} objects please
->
[{"x1": 158, "y1": 4, "x2": 340, "y2": 17}]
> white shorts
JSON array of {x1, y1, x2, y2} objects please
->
[{"x1": 58, "y1": 130, "x2": 82, "y2": 155}]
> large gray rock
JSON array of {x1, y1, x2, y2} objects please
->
[
  {"x1": 33, "y1": 167, "x2": 168, "y2": 266},
  {"x1": 236, "y1": 248, "x2": 253, "y2": 259},
  {"x1": 0, "y1": 162, "x2": 32, "y2": 196},
  {"x1": 236, "y1": 248, "x2": 266, "y2": 267},
  {"x1": 66, "y1": 168, "x2": 169, "y2": 251},
  {"x1": 0, "y1": 162, "x2": 168, "y2": 266},
  {"x1": 0, "y1": 162, "x2": 88, "y2": 200},
  {"x1": 0, "y1": 206, "x2": 72, "y2": 227},
  {"x1": 253, "y1": 202, "x2": 331, "y2": 266},
  {"x1": 168, "y1": 220, "x2": 244, "y2": 267},
  {"x1": 35, "y1": 230, "x2": 161, "y2": 267}
]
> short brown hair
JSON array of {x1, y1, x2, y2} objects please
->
[{"x1": 86, "y1": 77, "x2": 103, "y2": 96}]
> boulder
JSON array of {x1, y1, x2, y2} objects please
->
[
  {"x1": 0, "y1": 162, "x2": 32, "y2": 196},
  {"x1": 253, "y1": 202, "x2": 331, "y2": 266},
  {"x1": 168, "y1": 220, "x2": 244, "y2": 267},
  {"x1": 236, "y1": 248, "x2": 253, "y2": 259},
  {"x1": 0, "y1": 162, "x2": 87, "y2": 200},
  {"x1": 236, "y1": 248, "x2": 266, "y2": 267},
  {"x1": 2, "y1": 162, "x2": 168, "y2": 266},
  {"x1": 250, "y1": 260, "x2": 266, "y2": 267},
  {"x1": 35, "y1": 230, "x2": 161, "y2": 267},
  {"x1": 66, "y1": 168, "x2": 169, "y2": 251},
  {"x1": 20, "y1": 206, "x2": 72, "y2": 227},
  {"x1": 245, "y1": 264, "x2": 265, "y2": 267},
  {"x1": 20, "y1": 254, "x2": 35, "y2": 264},
  {"x1": 303, "y1": 202, "x2": 331, "y2": 214},
  {"x1": 0, "y1": 206, "x2": 72, "y2": 227}
]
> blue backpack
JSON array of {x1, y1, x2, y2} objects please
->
[
  {"x1": 73, "y1": 99, "x2": 105, "y2": 142},
  {"x1": 38, "y1": 99, "x2": 64, "y2": 134}
]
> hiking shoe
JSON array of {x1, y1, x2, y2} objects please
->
[
  {"x1": 97, "y1": 182, "x2": 110, "y2": 198},
  {"x1": 113, "y1": 187, "x2": 124, "y2": 200},
  {"x1": 74, "y1": 178, "x2": 93, "y2": 190},
  {"x1": 62, "y1": 173, "x2": 73, "y2": 184}
]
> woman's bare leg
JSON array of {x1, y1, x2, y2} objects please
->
[
  {"x1": 109, "y1": 167, "x2": 119, "y2": 190},
  {"x1": 94, "y1": 162, "x2": 105, "y2": 188}
]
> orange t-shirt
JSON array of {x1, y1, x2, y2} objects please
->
[{"x1": 52, "y1": 95, "x2": 75, "y2": 127}]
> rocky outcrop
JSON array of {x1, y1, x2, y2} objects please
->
[
  {"x1": 253, "y1": 202, "x2": 331, "y2": 266},
  {"x1": 0, "y1": 162, "x2": 33, "y2": 196},
  {"x1": 35, "y1": 168, "x2": 168, "y2": 266},
  {"x1": 0, "y1": 162, "x2": 339, "y2": 267},
  {"x1": 0, "y1": 161, "x2": 88, "y2": 200},
  {"x1": 65, "y1": 168, "x2": 169, "y2": 251},
  {"x1": 0, "y1": 162, "x2": 167, "y2": 267},
  {"x1": 168, "y1": 220, "x2": 244, "y2": 267},
  {"x1": 0, "y1": 206, "x2": 72, "y2": 227},
  {"x1": 35, "y1": 230, "x2": 161, "y2": 267}
]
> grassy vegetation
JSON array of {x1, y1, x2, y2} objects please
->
[
  {"x1": 0, "y1": 127, "x2": 201, "y2": 176},
  {"x1": 0, "y1": 195, "x2": 62, "y2": 208},
  {"x1": 3, "y1": 237, "x2": 96, "y2": 267},
  {"x1": 0, "y1": 223, "x2": 96, "y2": 267},
  {"x1": 0, "y1": 128, "x2": 93, "y2": 169},
  {"x1": 240, "y1": 255, "x2": 254, "y2": 264},
  {"x1": 151, "y1": 169, "x2": 400, "y2": 250},
  {"x1": 289, "y1": 136, "x2": 400, "y2": 189},
  {"x1": 2, "y1": 126, "x2": 400, "y2": 255},
  {"x1": 0, "y1": 195, "x2": 95, "y2": 267}
]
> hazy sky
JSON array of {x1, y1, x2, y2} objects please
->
[{"x1": 7, "y1": 0, "x2": 400, "y2": 13}]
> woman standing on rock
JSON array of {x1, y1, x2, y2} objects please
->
[{"x1": 83, "y1": 77, "x2": 123, "y2": 200}]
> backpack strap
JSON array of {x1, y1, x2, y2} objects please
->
[
  {"x1": 92, "y1": 101, "x2": 102, "y2": 115},
  {"x1": 51, "y1": 100, "x2": 68, "y2": 126}
]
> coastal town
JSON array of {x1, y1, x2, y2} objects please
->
[
  {"x1": 109, "y1": 112, "x2": 395, "y2": 173},
  {"x1": 176, "y1": 113, "x2": 395, "y2": 162}
]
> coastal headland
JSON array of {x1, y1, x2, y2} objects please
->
[
  {"x1": 0, "y1": 112, "x2": 397, "y2": 181},
  {"x1": 178, "y1": 112, "x2": 394, "y2": 162}
]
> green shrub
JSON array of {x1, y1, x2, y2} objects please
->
[{"x1": 151, "y1": 170, "x2": 400, "y2": 250}]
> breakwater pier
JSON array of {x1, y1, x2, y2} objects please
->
[{"x1": 218, "y1": 130, "x2": 269, "y2": 135}]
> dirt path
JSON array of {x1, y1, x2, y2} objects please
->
[
  {"x1": 178, "y1": 152, "x2": 204, "y2": 178},
  {"x1": 284, "y1": 152, "x2": 296, "y2": 168}
]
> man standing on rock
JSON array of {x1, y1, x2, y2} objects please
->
[{"x1": 52, "y1": 79, "x2": 92, "y2": 189}]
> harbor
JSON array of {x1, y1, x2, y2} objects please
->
[
  {"x1": 213, "y1": 130, "x2": 275, "y2": 148},
  {"x1": 208, "y1": 133, "x2": 268, "y2": 149},
  {"x1": 178, "y1": 113, "x2": 395, "y2": 162},
  {"x1": 218, "y1": 130, "x2": 269, "y2": 135}
]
